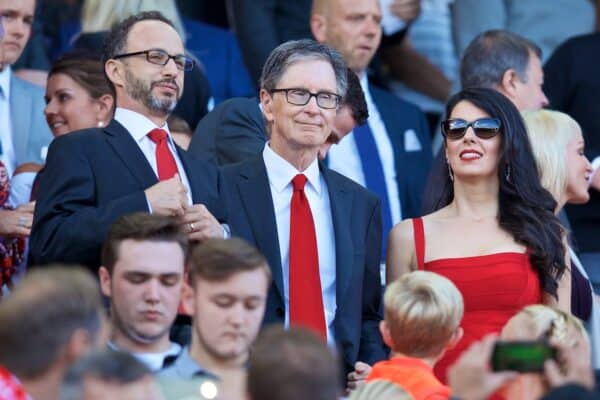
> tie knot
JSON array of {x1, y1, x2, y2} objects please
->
[
  {"x1": 292, "y1": 174, "x2": 307, "y2": 191},
  {"x1": 147, "y1": 128, "x2": 168, "y2": 144}
]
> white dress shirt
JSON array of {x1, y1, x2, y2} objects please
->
[
  {"x1": 114, "y1": 107, "x2": 193, "y2": 206},
  {"x1": 327, "y1": 74, "x2": 402, "y2": 224},
  {"x1": 262, "y1": 144, "x2": 337, "y2": 344},
  {"x1": 0, "y1": 67, "x2": 15, "y2": 177}
]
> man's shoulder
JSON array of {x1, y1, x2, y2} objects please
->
[
  {"x1": 369, "y1": 84, "x2": 424, "y2": 116},
  {"x1": 323, "y1": 166, "x2": 379, "y2": 205},
  {"x1": 220, "y1": 155, "x2": 264, "y2": 177}
]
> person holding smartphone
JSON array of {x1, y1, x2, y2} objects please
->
[{"x1": 387, "y1": 87, "x2": 570, "y2": 383}]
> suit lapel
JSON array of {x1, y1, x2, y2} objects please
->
[
  {"x1": 10, "y1": 76, "x2": 30, "y2": 163},
  {"x1": 176, "y1": 147, "x2": 200, "y2": 200},
  {"x1": 322, "y1": 165, "x2": 354, "y2": 304},
  {"x1": 237, "y1": 157, "x2": 284, "y2": 300},
  {"x1": 103, "y1": 120, "x2": 157, "y2": 189}
]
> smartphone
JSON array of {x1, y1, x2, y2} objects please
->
[{"x1": 491, "y1": 340, "x2": 557, "y2": 372}]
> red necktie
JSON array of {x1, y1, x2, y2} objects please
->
[
  {"x1": 147, "y1": 128, "x2": 178, "y2": 180},
  {"x1": 289, "y1": 174, "x2": 326, "y2": 339}
]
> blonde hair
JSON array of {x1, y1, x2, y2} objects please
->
[
  {"x1": 384, "y1": 271, "x2": 464, "y2": 357},
  {"x1": 503, "y1": 304, "x2": 588, "y2": 347},
  {"x1": 81, "y1": 0, "x2": 185, "y2": 39},
  {"x1": 521, "y1": 109, "x2": 581, "y2": 202},
  {"x1": 349, "y1": 380, "x2": 414, "y2": 400}
]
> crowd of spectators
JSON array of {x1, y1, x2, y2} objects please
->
[{"x1": 1, "y1": 0, "x2": 600, "y2": 399}]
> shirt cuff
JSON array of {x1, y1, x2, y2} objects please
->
[{"x1": 222, "y1": 223, "x2": 231, "y2": 239}]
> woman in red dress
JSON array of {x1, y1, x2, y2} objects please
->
[{"x1": 387, "y1": 88, "x2": 570, "y2": 383}]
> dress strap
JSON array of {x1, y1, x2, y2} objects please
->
[{"x1": 412, "y1": 217, "x2": 426, "y2": 269}]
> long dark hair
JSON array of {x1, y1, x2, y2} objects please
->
[{"x1": 427, "y1": 88, "x2": 566, "y2": 298}]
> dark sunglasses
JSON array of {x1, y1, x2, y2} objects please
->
[{"x1": 441, "y1": 118, "x2": 502, "y2": 140}]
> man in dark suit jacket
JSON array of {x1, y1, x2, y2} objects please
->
[
  {"x1": 311, "y1": 0, "x2": 432, "y2": 228},
  {"x1": 221, "y1": 39, "x2": 386, "y2": 375},
  {"x1": 30, "y1": 12, "x2": 226, "y2": 271}
]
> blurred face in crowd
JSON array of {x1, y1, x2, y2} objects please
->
[
  {"x1": 184, "y1": 269, "x2": 268, "y2": 365},
  {"x1": 44, "y1": 73, "x2": 112, "y2": 136},
  {"x1": 80, "y1": 375, "x2": 164, "y2": 400},
  {"x1": 0, "y1": 0, "x2": 34, "y2": 66},
  {"x1": 312, "y1": 0, "x2": 382, "y2": 74},
  {"x1": 565, "y1": 129, "x2": 593, "y2": 204},
  {"x1": 261, "y1": 59, "x2": 339, "y2": 161},
  {"x1": 444, "y1": 100, "x2": 502, "y2": 183},
  {"x1": 318, "y1": 105, "x2": 356, "y2": 159},
  {"x1": 507, "y1": 52, "x2": 549, "y2": 111},
  {"x1": 108, "y1": 20, "x2": 184, "y2": 119},
  {"x1": 99, "y1": 240, "x2": 184, "y2": 353}
]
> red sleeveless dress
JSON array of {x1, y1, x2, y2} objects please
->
[{"x1": 411, "y1": 218, "x2": 543, "y2": 383}]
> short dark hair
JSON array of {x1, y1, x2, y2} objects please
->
[
  {"x1": 460, "y1": 30, "x2": 542, "y2": 89},
  {"x1": 342, "y1": 68, "x2": 368, "y2": 125},
  {"x1": 61, "y1": 350, "x2": 152, "y2": 400},
  {"x1": 247, "y1": 326, "x2": 341, "y2": 400},
  {"x1": 0, "y1": 266, "x2": 104, "y2": 379},
  {"x1": 188, "y1": 237, "x2": 271, "y2": 287},
  {"x1": 260, "y1": 39, "x2": 348, "y2": 97},
  {"x1": 102, "y1": 11, "x2": 176, "y2": 64},
  {"x1": 101, "y1": 213, "x2": 189, "y2": 273},
  {"x1": 49, "y1": 50, "x2": 113, "y2": 101}
]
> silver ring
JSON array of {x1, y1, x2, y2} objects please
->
[
  {"x1": 189, "y1": 222, "x2": 195, "y2": 232},
  {"x1": 19, "y1": 216, "x2": 27, "y2": 227}
]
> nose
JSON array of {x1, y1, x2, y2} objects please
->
[
  {"x1": 364, "y1": 15, "x2": 380, "y2": 37},
  {"x1": 462, "y1": 126, "x2": 477, "y2": 142},
  {"x1": 540, "y1": 91, "x2": 549, "y2": 108},
  {"x1": 304, "y1": 95, "x2": 321, "y2": 114},
  {"x1": 227, "y1": 303, "x2": 245, "y2": 326},
  {"x1": 162, "y1": 57, "x2": 179, "y2": 77},
  {"x1": 44, "y1": 99, "x2": 56, "y2": 117},
  {"x1": 144, "y1": 280, "x2": 161, "y2": 303}
]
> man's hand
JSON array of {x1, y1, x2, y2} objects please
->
[
  {"x1": 346, "y1": 361, "x2": 372, "y2": 394},
  {"x1": 448, "y1": 334, "x2": 518, "y2": 400},
  {"x1": 389, "y1": 0, "x2": 421, "y2": 23},
  {"x1": 544, "y1": 337, "x2": 594, "y2": 390},
  {"x1": 180, "y1": 204, "x2": 224, "y2": 241},
  {"x1": 0, "y1": 201, "x2": 35, "y2": 236},
  {"x1": 144, "y1": 175, "x2": 188, "y2": 216}
]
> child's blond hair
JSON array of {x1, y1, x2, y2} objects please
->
[{"x1": 384, "y1": 271, "x2": 464, "y2": 357}]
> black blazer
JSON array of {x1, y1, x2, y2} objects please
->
[
  {"x1": 221, "y1": 156, "x2": 387, "y2": 373},
  {"x1": 30, "y1": 119, "x2": 226, "y2": 270},
  {"x1": 188, "y1": 97, "x2": 265, "y2": 165}
]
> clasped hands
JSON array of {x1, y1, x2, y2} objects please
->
[{"x1": 144, "y1": 174, "x2": 223, "y2": 241}]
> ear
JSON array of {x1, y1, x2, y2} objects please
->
[
  {"x1": 94, "y1": 94, "x2": 115, "y2": 124},
  {"x1": 105, "y1": 59, "x2": 125, "y2": 91},
  {"x1": 260, "y1": 88, "x2": 275, "y2": 123},
  {"x1": 379, "y1": 320, "x2": 395, "y2": 349},
  {"x1": 310, "y1": 14, "x2": 327, "y2": 42},
  {"x1": 446, "y1": 327, "x2": 464, "y2": 350},
  {"x1": 498, "y1": 68, "x2": 520, "y2": 100},
  {"x1": 64, "y1": 328, "x2": 93, "y2": 364},
  {"x1": 180, "y1": 280, "x2": 195, "y2": 316},
  {"x1": 98, "y1": 266, "x2": 112, "y2": 297}
]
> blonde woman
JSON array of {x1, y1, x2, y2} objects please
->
[
  {"x1": 522, "y1": 109, "x2": 599, "y2": 368},
  {"x1": 500, "y1": 305, "x2": 592, "y2": 399}
]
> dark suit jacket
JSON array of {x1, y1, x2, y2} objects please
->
[
  {"x1": 543, "y1": 32, "x2": 600, "y2": 252},
  {"x1": 30, "y1": 119, "x2": 226, "y2": 270},
  {"x1": 221, "y1": 156, "x2": 386, "y2": 373},
  {"x1": 188, "y1": 97, "x2": 265, "y2": 165},
  {"x1": 370, "y1": 85, "x2": 433, "y2": 218},
  {"x1": 228, "y1": 0, "x2": 313, "y2": 84}
]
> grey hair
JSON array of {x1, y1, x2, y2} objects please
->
[
  {"x1": 260, "y1": 39, "x2": 348, "y2": 97},
  {"x1": 460, "y1": 30, "x2": 542, "y2": 89}
]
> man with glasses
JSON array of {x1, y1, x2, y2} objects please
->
[
  {"x1": 221, "y1": 39, "x2": 387, "y2": 377},
  {"x1": 30, "y1": 11, "x2": 227, "y2": 270}
]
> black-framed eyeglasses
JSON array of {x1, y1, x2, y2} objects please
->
[
  {"x1": 113, "y1": 49, "x2": 195, "y2": 71},
  {"x1": 271, "y1": 88, "x2": 341, "y2": 109},
  {"x1": 441, "y1": 118, "x2": 502, "y2": 140}
]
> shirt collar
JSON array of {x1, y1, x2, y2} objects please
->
[
  {"x1": 359, "y1": 73, "x2": 374, "y2": 107},
  {"x1": 172, "y1": 347, "x2": 219, "y2": 380},
  {"x1": 114, "y1": 107, "x2": 173, "y2": 143},
  {"x1": 0, "y1": 66, "x2": 12, "y2": 99},
  {"x1": 262, "y1": 143, "x2": 322, "y2": 195}
]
